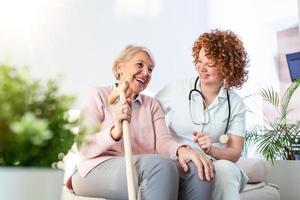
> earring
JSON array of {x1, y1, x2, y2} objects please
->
[{"x1": 115, "y1": 79, "x2": 119, "y2": 87}]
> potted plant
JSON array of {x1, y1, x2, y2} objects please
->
[
  {"x1": 244, "y1": 78, "x2": 300, "y2": 163},
  {"x1": 0, "y1": 63, "x2": 79, "y2": 200}
]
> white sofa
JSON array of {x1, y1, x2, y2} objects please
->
[
  {"x1": 63, "y1": 111, "x2": 280, "y2": 199},
  {"x1": 61, "y1": 158, "x2": 280, "y2": 200},
  {"x1": 238, "y1": 158, "x2": 280, "y2": 200}
]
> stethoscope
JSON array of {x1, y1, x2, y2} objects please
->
[{"x1": 188, "y1": 76, "x2": 231, "y2": 144}]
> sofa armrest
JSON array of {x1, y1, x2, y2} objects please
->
[{"x1": 237, "y1": 158, "x2": 269, "y2": 183}]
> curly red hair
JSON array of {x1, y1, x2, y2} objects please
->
[{"x1": 192, "y1": 29, "x2": 249, "y2": 89}]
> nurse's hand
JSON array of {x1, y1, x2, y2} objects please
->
[
  {"x1": 177, "y1": 146, "x2": 214, "y2": 181},
  {"x1": 193, "y1": 132, "x2": 212, "y2": 154}
]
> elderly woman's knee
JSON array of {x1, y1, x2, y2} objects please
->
[
  {"x1": 186, "y1": 162, "x2": 199, "y2": 176},
  {"x1": 157, "y1": 156, "x2": 178, "y2": 176},
  {"x1": 139, "y1": 155, "x2": 178, "y2": 177},
  {"x1": 185, "y1": 162, "x2": 210, "y2": 182},
  {"x1": 182, "y1": 162, "x2": 213, "y2": 192}
]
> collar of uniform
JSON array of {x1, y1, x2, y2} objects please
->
[
  {"x1": 195, "y1": 80, "x2": 227, "y2": 100},
  {"x1": 195, "y1": 82, "x2": 227, "y2": 110},
  {"x1": 217, "y1": 86, "x2": 227, "y2": 100},
  {"x1": 208, "y1": 86, "x2": 228, "y2": 111}
]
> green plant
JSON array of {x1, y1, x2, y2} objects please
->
[
  {"x1": 0, "y1": 63, "x2": 78, "y2": 167},
  {"x1": 245, "y1": 78, "x2": 300, "y2": 163}
]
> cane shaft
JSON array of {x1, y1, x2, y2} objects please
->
[{"x1": 120, "y1": 92, "x2": 136, "y2": 200}]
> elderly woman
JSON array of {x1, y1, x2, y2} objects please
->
[
  {"x1": 67, "y1": 45, "x2": 213, "y2": 200},
  {"x1": 156, "y1": 30, "x2": 250, "y2": 200}
]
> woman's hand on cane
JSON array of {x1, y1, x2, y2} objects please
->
[{"x1": 110, "y1": 82, "x2": 133, "y2": 141}]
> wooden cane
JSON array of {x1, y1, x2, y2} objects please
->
[{"x1": 108, "y1": 82, "x2": 136, "y2": 200}]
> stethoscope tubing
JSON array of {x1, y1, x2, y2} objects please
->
[{"x1": 188, "y1": 76, "x2": 231, "y2": 136}]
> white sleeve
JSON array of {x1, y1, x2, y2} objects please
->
[
  {"x1": 227, "y1": 96, "x2": 246, "y2": 137},
  {"x1": 155, "y1": 82, "x2": 175, "y2": 115}
]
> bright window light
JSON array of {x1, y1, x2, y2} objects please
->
[{"x1": 0, "y1": 0, "x2": 37, "y2": 32}]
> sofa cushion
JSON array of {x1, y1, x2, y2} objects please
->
[
  {"x1": 237, "y1": 158, "x2": 269, "y2": 183},
  {"x1": 242, "y1": 182, "x2": 266, "y2": 192},
  {"x1": 240, "y1": 183, "x2": 280, "y2": 200}
]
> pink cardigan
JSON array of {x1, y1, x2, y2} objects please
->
[{"x1": 76, "y1": 86, "x2": 182, "y2": 177}]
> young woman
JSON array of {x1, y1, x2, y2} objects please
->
[{"x1": 156, "y1": 30, "x2": 250, "y2": 200}]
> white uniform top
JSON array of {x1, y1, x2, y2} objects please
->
[{"x1": 156, "y1": 77, "x2": 246, "y2": 151}]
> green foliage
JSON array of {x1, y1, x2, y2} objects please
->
[
  {"x1": 245, "y1": 78, "x2": 300, "y2": 163},
  {"x1": 0, "y1": 64, "x2": 78, "y2": 167}
]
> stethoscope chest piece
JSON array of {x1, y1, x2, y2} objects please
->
[
  {"x1": 219, "y1": 134, "x2": 229, "y2": 144},
  {"x1": 189, "y1": 76, "x2": 231, "y2": 145}
]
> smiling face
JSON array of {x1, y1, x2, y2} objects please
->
[
  {"x1": 195, "y1": 48, "x2": 223, "y2": 87},
  {"x1": 117, "y1": 51, "x2": 154, "y2": 95}
]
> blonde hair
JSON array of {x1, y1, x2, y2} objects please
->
[{"x1": 112, "y1": 45, "x2": 155, "y2": 80}]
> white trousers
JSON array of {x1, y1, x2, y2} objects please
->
[{"x1": 212, "y1": 160, "x2": 248, "y2": 200}]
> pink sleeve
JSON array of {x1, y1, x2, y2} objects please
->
[
  {"x1": 151, "y1": 100, "x2": 183, "y2": 160},
  {"x1": 78, "y1": 88, "x2": 120, "y2": 159},
  {"x1": 79, "y1": 126, "x2": 120, "y2": 158}
]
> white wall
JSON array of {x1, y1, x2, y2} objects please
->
[
  {"x1": 205, "y1": 0, "x2": 298, "y2": 129},
  {"x1": 0, "y1": 0, "x2": 298, "y2": 112},
  {"x1": 0, "y1": 0, "x2": 207, "y2": 108}
]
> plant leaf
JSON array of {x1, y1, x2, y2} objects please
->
[
  {"x1": 259, "y1": 87, "x2": 279, "y2": 110},
  {"x1": 281, "y1": 78, "x2": 300, "y2": 121}
]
